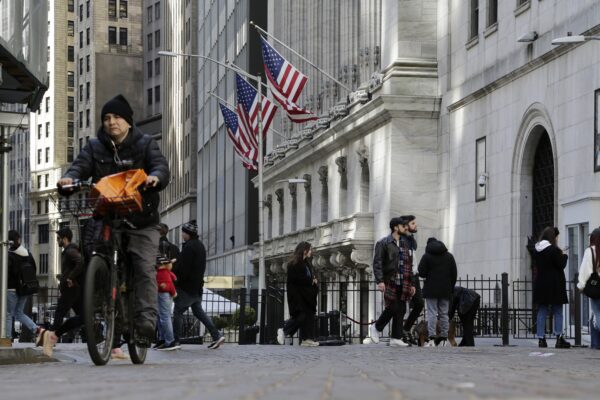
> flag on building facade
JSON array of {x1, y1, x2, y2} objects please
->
[
  {"x1": 235, "y1": 73, "x2": 277, "y2": 143},
  {"x1": 260, "y1": 36, "x2": 317, "y2": 123},
  {"x1": 218, "y1": 102, "x2": 257, "y2": 171}
]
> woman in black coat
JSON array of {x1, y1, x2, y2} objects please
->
[
  {"x1": 277, "y1": 241, "x2": 319, "y2": 347},
  {"x1": 533, "y1": 227, "x2": 570, "y2": 348}
]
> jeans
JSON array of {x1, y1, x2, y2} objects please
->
[
  {"x1": 590, "y1": 298, "x2": 600, "y2": 331},
  {"x1": 536, "y1": 304, "x2": 564, "y2": 338},
  {"x1": 283, "y1": 311, "x2": 315, "y2": 340},
  {"x1": 173, "y1": 289, "x2": 221, "y2": 342},
  {"x1": 157, "y1": 292, "x2": 174, "y2": 344},
  {"x1": 375, "y1": 298, "x2": 407, "y2": 339},
  {"x1": 426, "y1": 298, "x2": 450, "y2": 338},
  {"x1": 6, "y1": 290, "x2": 37, "y2": 337},
  {"x1": 403, "y1": 279, "x2": 424, "y2": 332}
]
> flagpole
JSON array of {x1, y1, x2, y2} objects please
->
[
  {"x1": 207, "y1": 91, "x2": 288, "y2": 140},
  {"x1": 250, "y1": 21, "x2": 353, "y2": 93}
]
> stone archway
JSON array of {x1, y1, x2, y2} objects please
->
[{"x1": 511, "y1": 104, "x2": 558, "y2": 282}]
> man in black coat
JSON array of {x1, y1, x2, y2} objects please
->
[
  {"x1": 41, "y1": 228, "x2": 85, "y2": 356},
  {"x1": 57, "y1": 94, "x2": 170, "y2": 342},
  {"x1": 449, "y1": 286, "x2": 480, "y2": 346},
  {"x1": 158, "y1": 223, "x2": 180, "y2": 264},
  {"x1": 400, "y1": 215, "x2": 424, "y2": 345},
  {"x1": 172, "y1": 220, "x2": 224, "y2": 349},
  {"x1": 418, "y1": 237, "x2": 457, "y2": 346}
]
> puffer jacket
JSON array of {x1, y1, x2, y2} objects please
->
[
  {"x1": 418, "y1": 239, "x2": 457, "y2": 299},
  {"x1": 60, "y1": 243, "x2": 84, "y2": 289},
  {"x1": 60, "y1": 126, "x2": 170, "y2": 228}
]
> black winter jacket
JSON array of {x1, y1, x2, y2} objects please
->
[
  {"x1": 60, "y1": 243, "x2": 84, "y2": 289},
  {"x1": 159, "y1": 236, "x2": 180, "y2": 267},
  {"x1": 373, "y1": 234, "x2": 411, "y2": 284},
  {"x1": 286, "y1": 260, "x2": 318, "y2": 317},
  {"x1": 418, "y1": 239, "x2": 457, "y2": 299},
  {"x1": 449, "y1": 286, "x2": 480, "y2": 318},
  {"x1": 61, "y1": 126, "x2": 170, "y2": 228},
  {"x1": 533, "y1": 241, "x2": 568, "y2": 305},
  {"x1": 7, "y1": 245, "x2": 34, "y2": 291},
  {"x1": 173, "y1": 238, "x2": 206, "y2": 295}
]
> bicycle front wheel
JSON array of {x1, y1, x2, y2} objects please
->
[{"x1": 83, "y1": 256, "x2": 116, "y2": 366}]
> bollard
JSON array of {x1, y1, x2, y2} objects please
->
[
  {"x1": 501, "y1": 272, "x2": 509, "y2": 346},
  {"x1": 573, "y1": 273, "x2": 582, "y2": 346}
]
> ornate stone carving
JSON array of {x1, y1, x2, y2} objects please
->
[
  {"x1": 288, "y1": 182, "x2": 297, "y2": 197},
  {"x1": 356, "y1": 145, "x2": 369, "y2": 169},
  {"x1": 303, "y1": 174, "x2": 312, "y2": 191},
  {"x1": 335, "y1": 156, "x2": 347, "y2": 176},
  {"x1": 275, "y1": 188, "x2": 284, "y2": 204},
  {"x1": 264, "y1": 194, "x2": 272, "y2": 209},
  {"x1": 318, "y1": 166, "x2": 328, "y2": 185},
  {"x1": 351, "y1": 248, "x2": 371, "y2": 269},
  {"x1": 329, "y1": 251, "x2": 348, "y2": 269}
]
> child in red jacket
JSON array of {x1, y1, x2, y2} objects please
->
[{"x1": 156, "y1": 256, "x2": 179, "y2": 350}]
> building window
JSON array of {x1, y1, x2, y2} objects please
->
[
  {"x1": 469, "y1": 0, "x2": 479, "y2": 40},
  {"x1": 86, "y1": 28, "x2": 90, "y2": 45},
  {"x1": 108, "y1": 0, "x2": 117, "y2": 18},
  {"x1": 79, "y1": 4, "x2": 83, "y2": 21},
  {"x1": 68, "y1": 45, "x2": 74, "y2": 62},
  {"x1": 67, "y1": 71, "x2": 74, "y2": 88},
  {"x1": 39, "y1": 254, "x2": 48, "y2": 275},
  {"x1": 86, "y1": 55, "x2": 90, "y2": 72},
  {"x1": 476, "y1": 136, "x2": 487, "y2": 201},
  {"x1": 68, "y1": 0, "x2": 74, "y2": 13},
  {"x1": 67, "y1": 147, "x2": 74, "y2": 162},
  {"x1": 45, "y1": 122, "x2": 50, "y2": 138},
  {"x1": 86, "y1": 82, "x2": 90, "y2": 100},
  {"x1": 68, "y1": 122, "x2": 74, "y2": 138},
  {"x1": 108, "y1": 27, "x2": 117, "y2": 44},
  {"x1": 37, "y1": 124, "x2": 42, "y2": 139},
  {"x1": 38, "y1": 223, "x2": 49, "y2": 244},
  {"x1": 154, "y1": 85, "x2": 160, "y2": 103},
  {"x1": 155, "y1": 58, "x2": 160, "y2": 75},
  {"x1": 154, "y1": 30, "x2": 160, "y2": 47},
  {"x1": 45, "y1": 147, "x2": 50, "y2": 163},
  {"x1": 68, "y1": 96, "x2": 74, "y2": 112},
  {"x1": 147, "y1": 88, "x2": 153, "y2": 105},
  {"x1": 86, "y1": 0, "x2": 90, "y2": 18},
  {"x1": 147, "y1": 33, "x2": 153, "y2": 51},
  {"x1": 86, "y1": 109, "x2": 90, "y2": 127},
  {"x1": 79, "y1": 112, "x2": 83, "y2": 128},
  {"x1": 79, "y1": 137, "x2": 83, "y2": 152},
  {"x1": 119, "y1": 28, "x2": 128, "y2": 45},
  {"x1": 487, "y1": 0, "x2": 498, "y2": 27},
  {"x1": 67, "y1": 20, "x2": 74, "y2": 36},
  {"x1": 44, "y1": 199, "x2": 49, "y2": 214},
  {"x1": 37, "y1": 201, "x2": 41, "y2": 214},
  {"x1": 45, "y1": 97, "x2": 50, "y2": 112},
  {"x1": 120, "y1": 0, "x2": 128, "y2": 18},
  {"x1": 147, "y1": 5, "x2": 152, "y2": 23},
  {"x1": 79, "y1": 57, "x2": 83, "y2": 74},
  {"x1": 155, "y1": 2, "x2": 160, "y2": 20},
  {"x1": 147, "y1": 61, "x2": 153, "y2": 78},
  {"x1": 79, "y1": 31, "x2": 83, "y2": 48},
  {"x1": 79, "y1": 84, "x2": 83, "y2": 101},
  {"x1": 37, "y1": 174, "x2": 42, "y2": 188}
]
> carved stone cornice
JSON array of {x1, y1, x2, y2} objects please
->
[
  {"x1": 335, "y1": 156, "x2": 347, "y2": 176},
  {"x1": 318, "y1": 166, "x2": 328, "y2": 185},
  {"x1": 275, "y1": 188, "x2": 284, "y2": 204}
]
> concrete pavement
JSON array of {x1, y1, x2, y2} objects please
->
[{"x1": 0, "y1": 340, "x2": 598, "y2": 400}]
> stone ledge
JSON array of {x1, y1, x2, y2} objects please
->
[{"x1": 0, "y1": 347, "x2": 59, "y2": 365}]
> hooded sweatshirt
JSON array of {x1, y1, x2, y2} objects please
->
[
  {"x1": 418, "y1": 239, "x2": 458, "y2": 299},
  {"x1": 8, "y1": 245, "x2": 33, "y2": 290}
]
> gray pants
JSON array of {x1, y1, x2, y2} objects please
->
[
  {"x1": 426, "y1": 298, "x2": 450, "y2": 338},
  {"x1": 126, "y1": 225, "x2": 160, "y2": 326}
]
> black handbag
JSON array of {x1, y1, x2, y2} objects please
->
[{"x1": 583, "y1": 247, "x2": 600, "y2": 299}]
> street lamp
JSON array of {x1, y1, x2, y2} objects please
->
[
  {"x1": 276, "y1": 178, "x2": 307, "y2": 184},
  {"x1": 159, "y1": 50, "x2": 267, "y2": 301},
  {"x1": 552, "y1": 35, "x2": 600, "y2": 45}
]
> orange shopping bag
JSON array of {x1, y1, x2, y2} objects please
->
[{"x1": 91, "y1": 169, "x2": 148, "y2": 215}]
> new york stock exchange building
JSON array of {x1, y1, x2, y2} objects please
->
[{"x1": 252, "y1": 0, "x2": 600, "y2": 341}]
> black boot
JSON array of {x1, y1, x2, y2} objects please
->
[
  {"x1": 555, "y1": 335, "x2": 571, "y2": 349},
  {"x1": 538, "y1": 337, "x2": 548, "y2": 348}
]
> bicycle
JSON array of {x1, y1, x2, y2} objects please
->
[{"x1": 59, "y1": 170, "x2": 150, "y2": 365}]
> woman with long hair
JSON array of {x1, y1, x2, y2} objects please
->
[
  {"x1": 577, "y1": 227, "x2": 600, "y2": 344},
  {"x1": 277, "y1": 241, "x2": 319, "y2": 347},
  {"x1": 533, "y1": 227, "x2": 571, "y2": 348}
]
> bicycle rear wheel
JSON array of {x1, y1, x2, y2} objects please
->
[
  {"x1": 83, "y1": 256, "x2": 116, "y2": 366},
  {"x1": 126, "y1": 268, "x2": 148, "y2": 364}
]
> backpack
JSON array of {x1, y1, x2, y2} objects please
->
[{"x1": 17, "y1": 255, "x2": 40, "y2": 296}]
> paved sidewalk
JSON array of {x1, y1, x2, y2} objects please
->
[{"x1": 0, "y1": 340, "x2": 598, "y2": 400}]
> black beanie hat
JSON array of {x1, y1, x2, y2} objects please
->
[
  {"x1": 182, "y1": 220, "x2": 198, "y2": 236},
  {"x1": 101, "y1": 94, "x2": 134, "y2": 126}
]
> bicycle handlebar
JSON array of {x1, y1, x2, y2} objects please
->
[{"x1": 58, "y1": 180, "x2": 94, "y2": 191}]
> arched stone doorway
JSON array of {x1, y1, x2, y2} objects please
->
[{"x1": 532, "y1": 132, "x2": 555, "y2": 241}]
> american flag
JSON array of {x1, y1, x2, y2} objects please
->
[
  {"x1": 218, "y1": 102, "x2": 257, "y2": 170},
  {"x1": 235, "y1": 73, "x2": 277, "y2": 145},
  {"x1": 260, "y1": 36, "x2": 317, "y2": 123}
]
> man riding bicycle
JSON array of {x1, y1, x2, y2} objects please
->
[{"x1": 57, "y1": 94, "x2": 170, "y2": 343}]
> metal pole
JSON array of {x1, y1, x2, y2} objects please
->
[
  {"x1": 0, "y1": 126, "x2": 10, "y2": 340},
  {"x1": 250, "y1": 22, "x2": 353, "y2": 93},
  {"x1": 501, "y1": 272, "x2": 509, "y2": 346},
  {"x1": 574, "y1": 273, "x2": 582, "y2": 346},
  {"x1": 257, "y1": 74, "x2": 266, "y2": 303}
]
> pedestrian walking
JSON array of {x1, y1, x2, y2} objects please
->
[
  {"x1": 41, "y1": 228, "x2": 85, "y2": 357},
  {"x1": 577, "y1": 227, "x2": 600, "y2": 349},
  {"x1": 368, "y1": 217, "x2": 415, "y2": 347},
  {"x1": 155, "y1": 256, "x2": 179, "y2": 351},
  {"x1": 158, "y1": 223, "x2": 180, "y2": 264},
  {"x1": 277, "y1": 241, "x2": 319, "y2": 347},
  {"x1": 449, "y1": 286, "x2": 480, "y2": 346},
  {"x1": 6, "y1": 230, "x2": 43, "y2": 341},
  {"x1": 172, "y1": 220, "x2": 225, "y2": 349},
  {"x1": 418, "y1": 237, "x2": 457, "y2": 347},
  {"x1": 533, "y1": 227, "x2": 571, "y2": 348},
  {"x1": 400, "y1": 215, "x2": 424, "y2": 345}
]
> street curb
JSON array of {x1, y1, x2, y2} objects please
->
[{"x1": 0, "y1": 347, "x2": 59, "y2": 365}]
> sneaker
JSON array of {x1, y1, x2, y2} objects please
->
[
  {"x1": 157, "y1": 341, "x2": 181, "y2": 351},
  {"x1": 153, "y1": 340, "x2": 165, "y2": 349},
  {"x1": 42, "y1": 331, "x2": 57, "y2": 357},
  {"x1": 555, "y1": 335, "x2": 571, "y2": 349},
  {"x1": 538, "y1": 338, "x2": 548, "y2": 348},
  {"x1": 111, "y1": 348, "x2": 130, "y2": 360},
  {"x1": 403, "y1": 331, "x2": 418, "y2": 346},
  {"x1": 277, "y1": 328, "x2": 285, "y2": 345},
  {"x1": 300, "y1": 339, "x2": 319, "y2": 347},
  {"x1": 35, "y1": 328, "x2": 46, "y2": 347},
  {"x1": 389, "y1": 338, "x2": 410, "y2": 347},
  {"x1": 208, "y1": 336, "x2": 225, "y2": 350},
  {"x1": 369, "y1": 324, "x2": 381, "y2": 344}
]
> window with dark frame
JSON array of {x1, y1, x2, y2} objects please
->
[
  {"x1": 120, "y1": 0, "x2": 128, "y2": 18},
  {"x1": 37, "y1": 124, "x2": 41, "y2": 139},
  {"x1": 155, "y1": 30, "x2": 160, "y2": 47},
  {"x1": 155, "y1": 85, "x2": 160, "y2": 103},
  {"x1": 147, "y1": 61, "x2": 153, "y2": 78},
  {"x1": 108, "y1": 0, "x2": 117, "y2": 18},
  {"x1": 79, "y1": 84, "x2": 83, "y2": 101},
  {"x1": 45, "y1": 122, "x2": 50, "y2": 138},
  {"x1": 38, "y1": 224, "x2": 49, "y2": 244},
  {"x1": 79, "y1": 4, "x2": 83, "y2": 21},
  {"x1": 86, "y1": 28, "x2": 90, "y2": 45},
  {"x1": 67, "y1": 71, "x2": 74, "y2": 88},
  {"x1": 147, "y1": 33, "x2": 153, "y2": 51},
  {"x1": 476, "y1": 136, "x2": 486, "y2": 201},
  {"x1": 86, "y1": 0, "x2": 90, "y2": 18},
  {"x1": 147, "y1": 88, "x2": 153, "y2": 105},
  {"x1": 119, "y1": 27, "x2": 128, "y2": 45},
  {"x1": 155, "y1": 2, "x2": 160, "y2": 20},
  {"x1": 68, "y1": 45, "x2": 74, "y2": 62},
  {"x1": 68, "y1": 96, "x2": 74, "y2": 112},
  {"x1": 86, "y1": 82, "x2": 90, "y2": 100},
  {"x1": 86, "y1": 109, "x2": 90, "y2": 127},
  {"x1": 67, "y1": 20, "x2": 74, "y2": 36},
  {"x1": 86, "y1": 55, "x2": 90, "y2": 72},
  {"x1": 79, "y1": 112, "x2": 83, "y2": 128},
  {"x1": 79, "y1": 31, "x2": 83, "y2": 48},
  {"x1": 79, "y1": 57, "x2": 83, "y2": 74},
  {"x1": 488, "y1": 0, "x2": 498, "y2": 27},
  {"x1": 155, "y1": 58, "x2": 160, "y2": 75},
  {"x1": 108, "y1": 26, "x2": 117, "y2": 44},
  {"x1": 147, "y1": 5, "x2": 152, "y2": 23},
  {"x1": 68, "y1": 0, "x2": 74, "y2": 12},
  {"x1": 469, "y1": 0, "x2": 479, "y2": 40},
  {"x1": 68, "y1": 122, "x2": 74, "y2": 138},
  {"x1": 45, "y1": 97, "x2": 50, "y2": 112},
  {"x1": 67, "y1": 147, "x2": 74, "y2": 162}
]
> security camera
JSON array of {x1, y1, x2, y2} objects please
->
[{"x1": 478, "y1": 172, "x2": 489, "y2": 187}]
